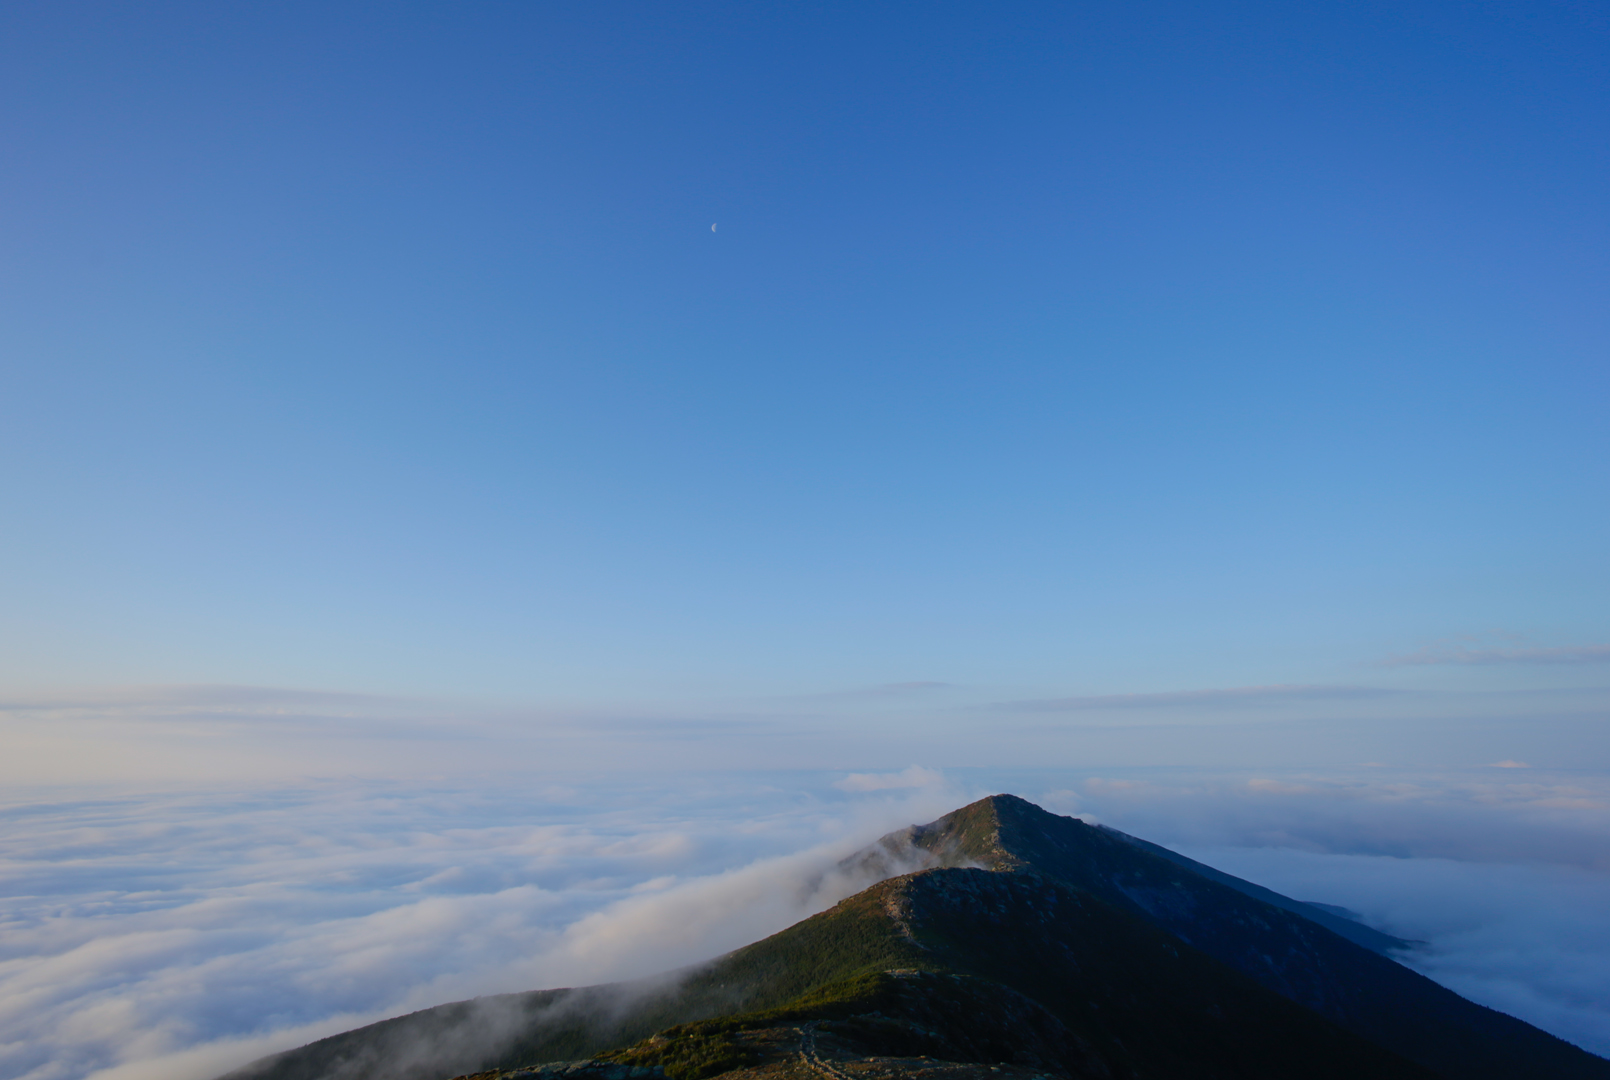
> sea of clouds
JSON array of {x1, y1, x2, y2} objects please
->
[
  {"x1": 3, "y1": 685, "x2": 1608, "y2": 1080},
  {"x1": 0, "y1": 772, "x2": 965, "y2": 1080}
]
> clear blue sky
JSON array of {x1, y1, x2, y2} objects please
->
[{"x1": 2, "y1": 1, "x2": 1606, "y2": 706}]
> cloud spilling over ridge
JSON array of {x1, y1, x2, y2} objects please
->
[{"x1": 0, "y1": 777, "x2": 962, "y2": 1080}]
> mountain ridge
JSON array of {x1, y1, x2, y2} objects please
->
[
  {"x1": 1093, "y1": 823, "x2": 1417, "y2": 955},
  {"x1": 223, "y1": 794, "x2": 1608, "y2": 1080}
]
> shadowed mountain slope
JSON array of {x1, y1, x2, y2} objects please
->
[
  {"x1": 899, "y1": 795, "x2": 1609, "y2": 1080},
  {"x1": 1095, "y1": 824, "x2": 1416, "y2": 955}
]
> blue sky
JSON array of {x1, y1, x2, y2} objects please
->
[{"x1": 3, "y1": 2, "x2": 1607, "y2": 711}]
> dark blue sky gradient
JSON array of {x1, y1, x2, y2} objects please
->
[{"x1": 2, "y1": 2, "x2": 1606, "y2": 699}]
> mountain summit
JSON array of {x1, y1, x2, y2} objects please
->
[{"x1": 226, "y1": 796, "x2": 1609, "y2": 1080}]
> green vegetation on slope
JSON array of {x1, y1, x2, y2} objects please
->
[
  {"x1": 602, "y1": 970, "x2": 1092, "y2": 1080},
  {"x1": 605, "y1": 869, "x2": 1437, "y2": 1080},
  {"x1": 224, "y1": 795, "x2": 1609, "y2": 1080}
]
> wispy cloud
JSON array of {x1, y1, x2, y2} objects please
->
[
  {"x1": 0, "y1": 683, "x2": 413, "y2": 716},
  {"x1": 1383, "y1": 644, "x2": 1610, "y2": 667},
  {"x1": 775, "y1": 682, "x2": 955, "y2": 703},
  {"x1": 832, "y1": 765, "x2": 949, "y2": 792},
  {"x1": 987, "y1": 684, "x2": 1398, "y2": 713},
  {"x1": 1055, "y1": 768, "x2": 1610, "y2": 869}
]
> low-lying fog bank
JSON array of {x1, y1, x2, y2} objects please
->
[{"x1": 3, "y1": 764, "x2": 1607, "y2": 1080}]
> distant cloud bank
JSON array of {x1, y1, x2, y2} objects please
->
[
  {"x1": 1384, "y1": 643, "x2": 1610, "y2": 666},
  {"x1": 990, "y1": 684, "x2": 1398, "y2": 712},
  {"x1": 832, "y1": 765, "x2": 947, "y2": 792}
]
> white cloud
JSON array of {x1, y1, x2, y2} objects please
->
[
  {"x1": 832, "y1": 765, "x2": 948, "y2": 793},
  {"x1": 0, "y1": 776, "x2": 957, "y2": 1080}
]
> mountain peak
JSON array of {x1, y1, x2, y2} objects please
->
[{"x1": 903, "y1": 793, "x2": 1101, "y2": 874}]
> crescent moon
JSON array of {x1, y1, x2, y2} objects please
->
[{"x1": 711, "y1": 223, "x2": 717, "y2": 232}]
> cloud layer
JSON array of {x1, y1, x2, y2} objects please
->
[
  {"x1": 0, "y1": 776, "x2": 964, "y2": 1080},
  {"x1": 2, "y1": 688, "x2": 1608, "y2": 1080}
]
